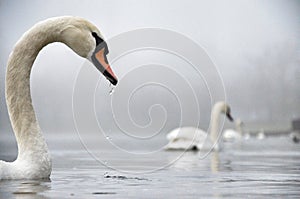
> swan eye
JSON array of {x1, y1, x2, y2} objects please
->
[{"x1": 91, "y1": 32, "x2": 104, "y2": 46}]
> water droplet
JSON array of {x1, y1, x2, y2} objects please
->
[
  {"x1": 109, "y1": 87, "x2": 115, "y2": 95},
  {"x1": 109, "y1": 83, "x2": 115, "y2": 95},
  {"x1": 106, "y1": 136, "x2": 111, "y2": 141}
]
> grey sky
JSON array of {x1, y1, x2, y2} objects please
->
[{"x1": 0, "y1": 0, "x2": 299, "y2": 139}]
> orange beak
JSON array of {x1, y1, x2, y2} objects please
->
[{"x1": 91, "y1": 42, "x2": 118, "y2": 85}]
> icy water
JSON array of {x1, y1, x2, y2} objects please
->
[{"x1": 0, "y1": 136, "x2": 299, "y2": 198}]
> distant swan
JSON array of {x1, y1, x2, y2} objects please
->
[
  {"x1": 223, "y1": 119, "x2": 248, "y2": 141},
  {"x1": 165, "y1": 101, "x2": 233, "y2": 151},
  {"x1": 0, "y1": 16, "x2": 118, "y2": 180},
  {"x1": 256, "y1": 128, "x2": 266, "y2": 140}
]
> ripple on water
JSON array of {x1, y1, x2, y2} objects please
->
[
  {"x1": 1, "y1": 136, "x2": 300, "y2": 198},
  {"x1": 104, "y1": 173, "x2": 150, "y2": 181}
]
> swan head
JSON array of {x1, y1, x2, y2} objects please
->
[
  {"x1": 60, "y1": 17, "x2": 118, "y2": 85},
  {"x1": 214, "y1": 101, "x2": 234, "y2": 122}
]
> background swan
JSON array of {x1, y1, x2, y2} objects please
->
[
  {"x1": 223, "y1": 118, "x2": 249, "y2": 141},
  {"x1": 256, "y1": 128, "x2": 266, "y2": 140},
  {"x1": 0, "y1": 16, "x2": 118, "y2": 180},
  {"x1": 165, "y1": 101, "x2": 233, "y2": 151}
]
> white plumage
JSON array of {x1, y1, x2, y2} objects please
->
[
  {"x1": 1, "y1": 16, "x2": 115, "y2": 180},
  {"x1": 165, "y1": 101, "x2": 234, "y2": 151},
  {"x1": 223, "y1": 119, "x2": 247, "y2": 141}
]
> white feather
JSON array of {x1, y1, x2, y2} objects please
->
[{"x1": 1, "y1": 16, "x2": 105, "y2": 180}]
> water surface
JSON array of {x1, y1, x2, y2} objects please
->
[{"x1": 0, "y1": 135, "x2": 299, "y2": 198}]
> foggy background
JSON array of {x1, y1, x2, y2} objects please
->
[{"x1": 0, "y1": 0, "x2": 299, "y2": 145}]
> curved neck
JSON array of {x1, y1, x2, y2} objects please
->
[
  {"x1": 5, "y1": 19, "x2": 67, "y2": 159},
  {"x1": 209, "y1": 105, "x2": 222, "y2": 143}
]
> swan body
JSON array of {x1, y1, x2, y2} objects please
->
[
  {"x1": 0, "y1": 16, "x2": 118, "y2": 180},
  {"x1": 165, "y1": 101, "x2": 233, "y2": 151},
  {"x1": 256, "y1": 129, "x2": 265, "y2": 140},
  {"x1": 223, "y1": 129, "x2": 242, "y2": 141},
  {"x1": 166, "y1": 127, "x2": 213, "y2": 151},
  {"x1": 223, "y1": 119, "x2": 244, "y2": 141}
]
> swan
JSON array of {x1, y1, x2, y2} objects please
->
[
  {"x1": 0, "y1": 16, "x2": 118, "y2": 180},
  {"x1": 165, "y1": 101, "x2": 233, "y2": 151},
  {"x1": 256, "y1": 128, "x2": 266, "y2": 140},
  {"x1": 223, "y1": 118, "x2": 246, "y2": 141}
]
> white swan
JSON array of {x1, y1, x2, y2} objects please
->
[
  {"x1": 223, "y1": 118, "x2": 245, "y2": 141},
  {"x1": 256, "y1": 128, "x2": 266, "y2": 140},
  {"x1": 165, "y1": 101, "x2": 233, "y2": 151},
  {"x1": 0, "y1": 16, "x2": 118, "y2": 180}
]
